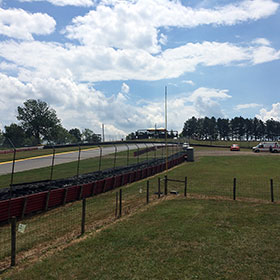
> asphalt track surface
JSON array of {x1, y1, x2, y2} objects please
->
[{"x1": 0, "y1": 143, "x2": 159, "y2": 176}]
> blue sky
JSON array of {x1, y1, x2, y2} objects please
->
[{"x1": 0, "y1": 0, "x2": 280, "y2": 139}]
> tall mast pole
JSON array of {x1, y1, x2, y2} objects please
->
[{"x1": 165, "y1": 86, "x2": 168, "y2": 171}]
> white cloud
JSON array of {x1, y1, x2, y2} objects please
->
[
  {"x1": 182, "y1": 80, "x2": 195, "y2": 86},
  {"x1": 18, "y1": 0, "x2": 94, "y2": 7},
  {"x1": 0, "y1": 39, "x2": 278, "y2": 84},
  {"x1": 0, "y1": 72, "x2": 230, "y2": 134},
  {"x1": 256, "y1": 103, "x2": 280, "y2": 121},
  {"x1": 188, "y1": 87, "x2": 231, "y2": 117},
  {"x1": 252, "y1": 38, "x2": 271, "y2": 46},
  {"x1": 0, "y1": 8, "x2": 56, "y2": 40},
  {"x1": 64, "y1": 0, "x2": 279, "y2": 53},
  {"x1": 235, "y1": 103, "x2": 262, "y2": 110},
  {"x1": 121, "y1": 83, "x2": 130, "y2": 94}
]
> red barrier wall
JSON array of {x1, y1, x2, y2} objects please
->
[{"x1": 0, "y1": 154, "x2": 186, "y2": 223}]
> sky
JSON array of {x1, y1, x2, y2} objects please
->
[{"x1": 0, "y1": 0, "x2": 280, "y2": 139}]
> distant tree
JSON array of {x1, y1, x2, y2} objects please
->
[
  {"x1": 181, "y1": 116, "x2": 280, "y2": 142},
  {"x1": 45, "y1": 125, "x2": 73, "y2": 145},
  {"x1": 17, "y1": 99, "x2": 61, "y2": 145},
  {"x1": 69, "y1": 128, "x2": 82, "y2": 143},
  {"x1": 244, "y1": 118, "x2": 253, "y2": 141},
  {"x1": 182, "y1": 117, "x2": 197, "y2": 139},
  {"x1": 217, "y1": 118, "x2": 230, "y2": 140},
  {"x1": 82, "y1": 128, "x2": 101, "y2": 143},
  {"x1": 3, "y1": 123, "x2": 27, "y2": 147},
  {"x1": 0, "y1": 130, "x2": 4, "y2": 146}
]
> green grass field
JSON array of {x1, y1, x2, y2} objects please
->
[
  {"x1": 1, "y1": 152, "x2": 280, "y2": 279},
  {"x1": 4, "y1": 198, "x2": 280, "y2": 280}
]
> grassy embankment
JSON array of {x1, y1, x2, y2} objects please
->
[{"x1": 1, "y1": 153, "x2": 280, "y2": 279}]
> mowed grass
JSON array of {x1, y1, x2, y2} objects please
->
[
  {"x1": 0, "y1": 146, "x2": 173, "y2": 188},
  {"x1": 189, "y1": 139, "x2": 259, "y2": 149},
  {"x1": 1, "y1": 153, "x2": 280, "y2": 278},
  {"x1": 5, "y1": 198, "x2": 280, "y2": 280},
  {"x1": 167, "y1": 155, "x2": 280, "y2": 200}
]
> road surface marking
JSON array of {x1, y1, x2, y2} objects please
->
[{"x1": 0, "y1": 147, "x2": 99, "y2": 165}]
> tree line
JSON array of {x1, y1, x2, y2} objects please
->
[
  {"x1": 181, "y1": 116, "x2": 280, "y2": 141},
  {"x1": 0, "y1": 99, "x2": 101, "y2": 148}
]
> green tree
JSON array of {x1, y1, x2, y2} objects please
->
[
  {"x1": 3, "y1": 123, "x2": 27, "y2": 147},
  {"x1": 69, "y1": 128, "x2": 82, "y2": 143},
  {"x1": 82, "y1": 128, "x2": 101, "y2": 143},
  {"x1": 181, "y1": 117, "x2": 197, "y2": 139},
  {"x1": 17, "y1": 99, "x2": 61, "y2": 145},
  {"x1": 0, "y1": 129, "x2": 4, "y2": 146},
  {"x1": 217, "y1": 118, "x2": 230, "y2": 140}
]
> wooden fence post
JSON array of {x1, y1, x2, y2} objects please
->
[
  {"x1": 146, "y1": 181, "x2": 149, "y2": 204},
  {"x1": 184, "y1": 177, "x2": 187, "y2": 197},
  {"x1": 115, "y1": 192, "x2": 119, "y2": 218},
  {"x1": 233, "y1": 178, "x2": 236, "y2": 200},
  {"x1": 158, "y1": 178, "x2": 161, "y2": 199},
  {"x1": 11, "y1": 216, "x2": 16, "y2": 267},
  {"x1": 119, "y1": 189, "x2": 122, "y2": 218},
  {"x1": 270, "y1": 179, "x2": 274, "y2": 203},
  {"x1": 164, "y1": 175, "x2": 168, "y2": 196},
  {"x1": 21, "y1": 197, "x2": 28, "y2": 220},
  {"x1": 81, "y1": 198, "x2": 86, "y2": 235}
]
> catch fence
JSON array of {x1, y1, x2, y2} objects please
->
[{"x1": 0, "y1": 143, "x2": 180, "y2": 189}]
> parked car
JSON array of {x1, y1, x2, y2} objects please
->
[{"x1": 230, "y1": 144, "x2": 240, "y2": 151}]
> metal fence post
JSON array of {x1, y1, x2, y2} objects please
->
[
  {"x1": 233, "y1": 178, "x2": 236, "y2": 200},
  {"x1": 113, "y1": 144, "x2": 117, "y2": 170},
  {"x1": 135, "y1": 143, "x2": 140, "y2": 165},
  {"x1": 81, "y1": 198, "x2": 86, "y2": 235},
  {"x1": 125, "y1": 144, "x2": 129, "y2": 166},
  {"x1": 76, "y1": 145, "x2": 81, "y2": 177},
  {"x1": 50, "y1": 147, "x2": 55, "y2": 181},
  {"x1": 270, "y1": 179, "x2": 274, "y2": 203},
  {"x1": 11, "y1": 216, "x2": 16, "y2": 267},
  {"x1": 98, "y1": 145, "x2": 102, "y2": 172},
  {"x1": 144, "y1": 143, "x2": 148, "y2": 161}
]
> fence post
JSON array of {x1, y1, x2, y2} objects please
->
[
  {"x1": 11, "y1": 216, "x2": 16, "y2": 267},
  {"x1": 184, "y1": 177, "x2": 187, "y2": 197},
  {"x1": 164, "y1": 175, "x2": 168, "y2": 196},
  {"x1": 98, "y1": 145, "x2": 102, "y2": 172},
  {"x1": 50, "y1": 147, "x2": 55, "y2": 181},
  {"x1": 119, "y1": 189, "x2": 122, "y2": 217},
  {"x1": 233, "y1": 178, "x2": 236, "y2": 200},
  {"x1": 76, "y1": 145, "x2": 81, "y2": 177},
  {"x1": 81, "y1": 198, "x2": 86, "y2": 235},
  {"x1": 158, "y1": 178, "x2": 161, "y2": 199},
  {"x1": 115, "y1": 191, "x2": 119, "y2": 218},
  {"x1": 146, "y1": 180, "x2": 149, "y2": 204},
  {"x1": 270, "y1": 179, "x2": 274, "y2": 203},
  {"x1": 113, "y1": 144, "x2": 117, "y2": 170},
  {"x1": 21, "y1": 197, "x2": 28, "y2": 220}
]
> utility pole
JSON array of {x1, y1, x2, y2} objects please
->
[{"x1": 165, "y1": 86, "x2": 168, "y2": 171}]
